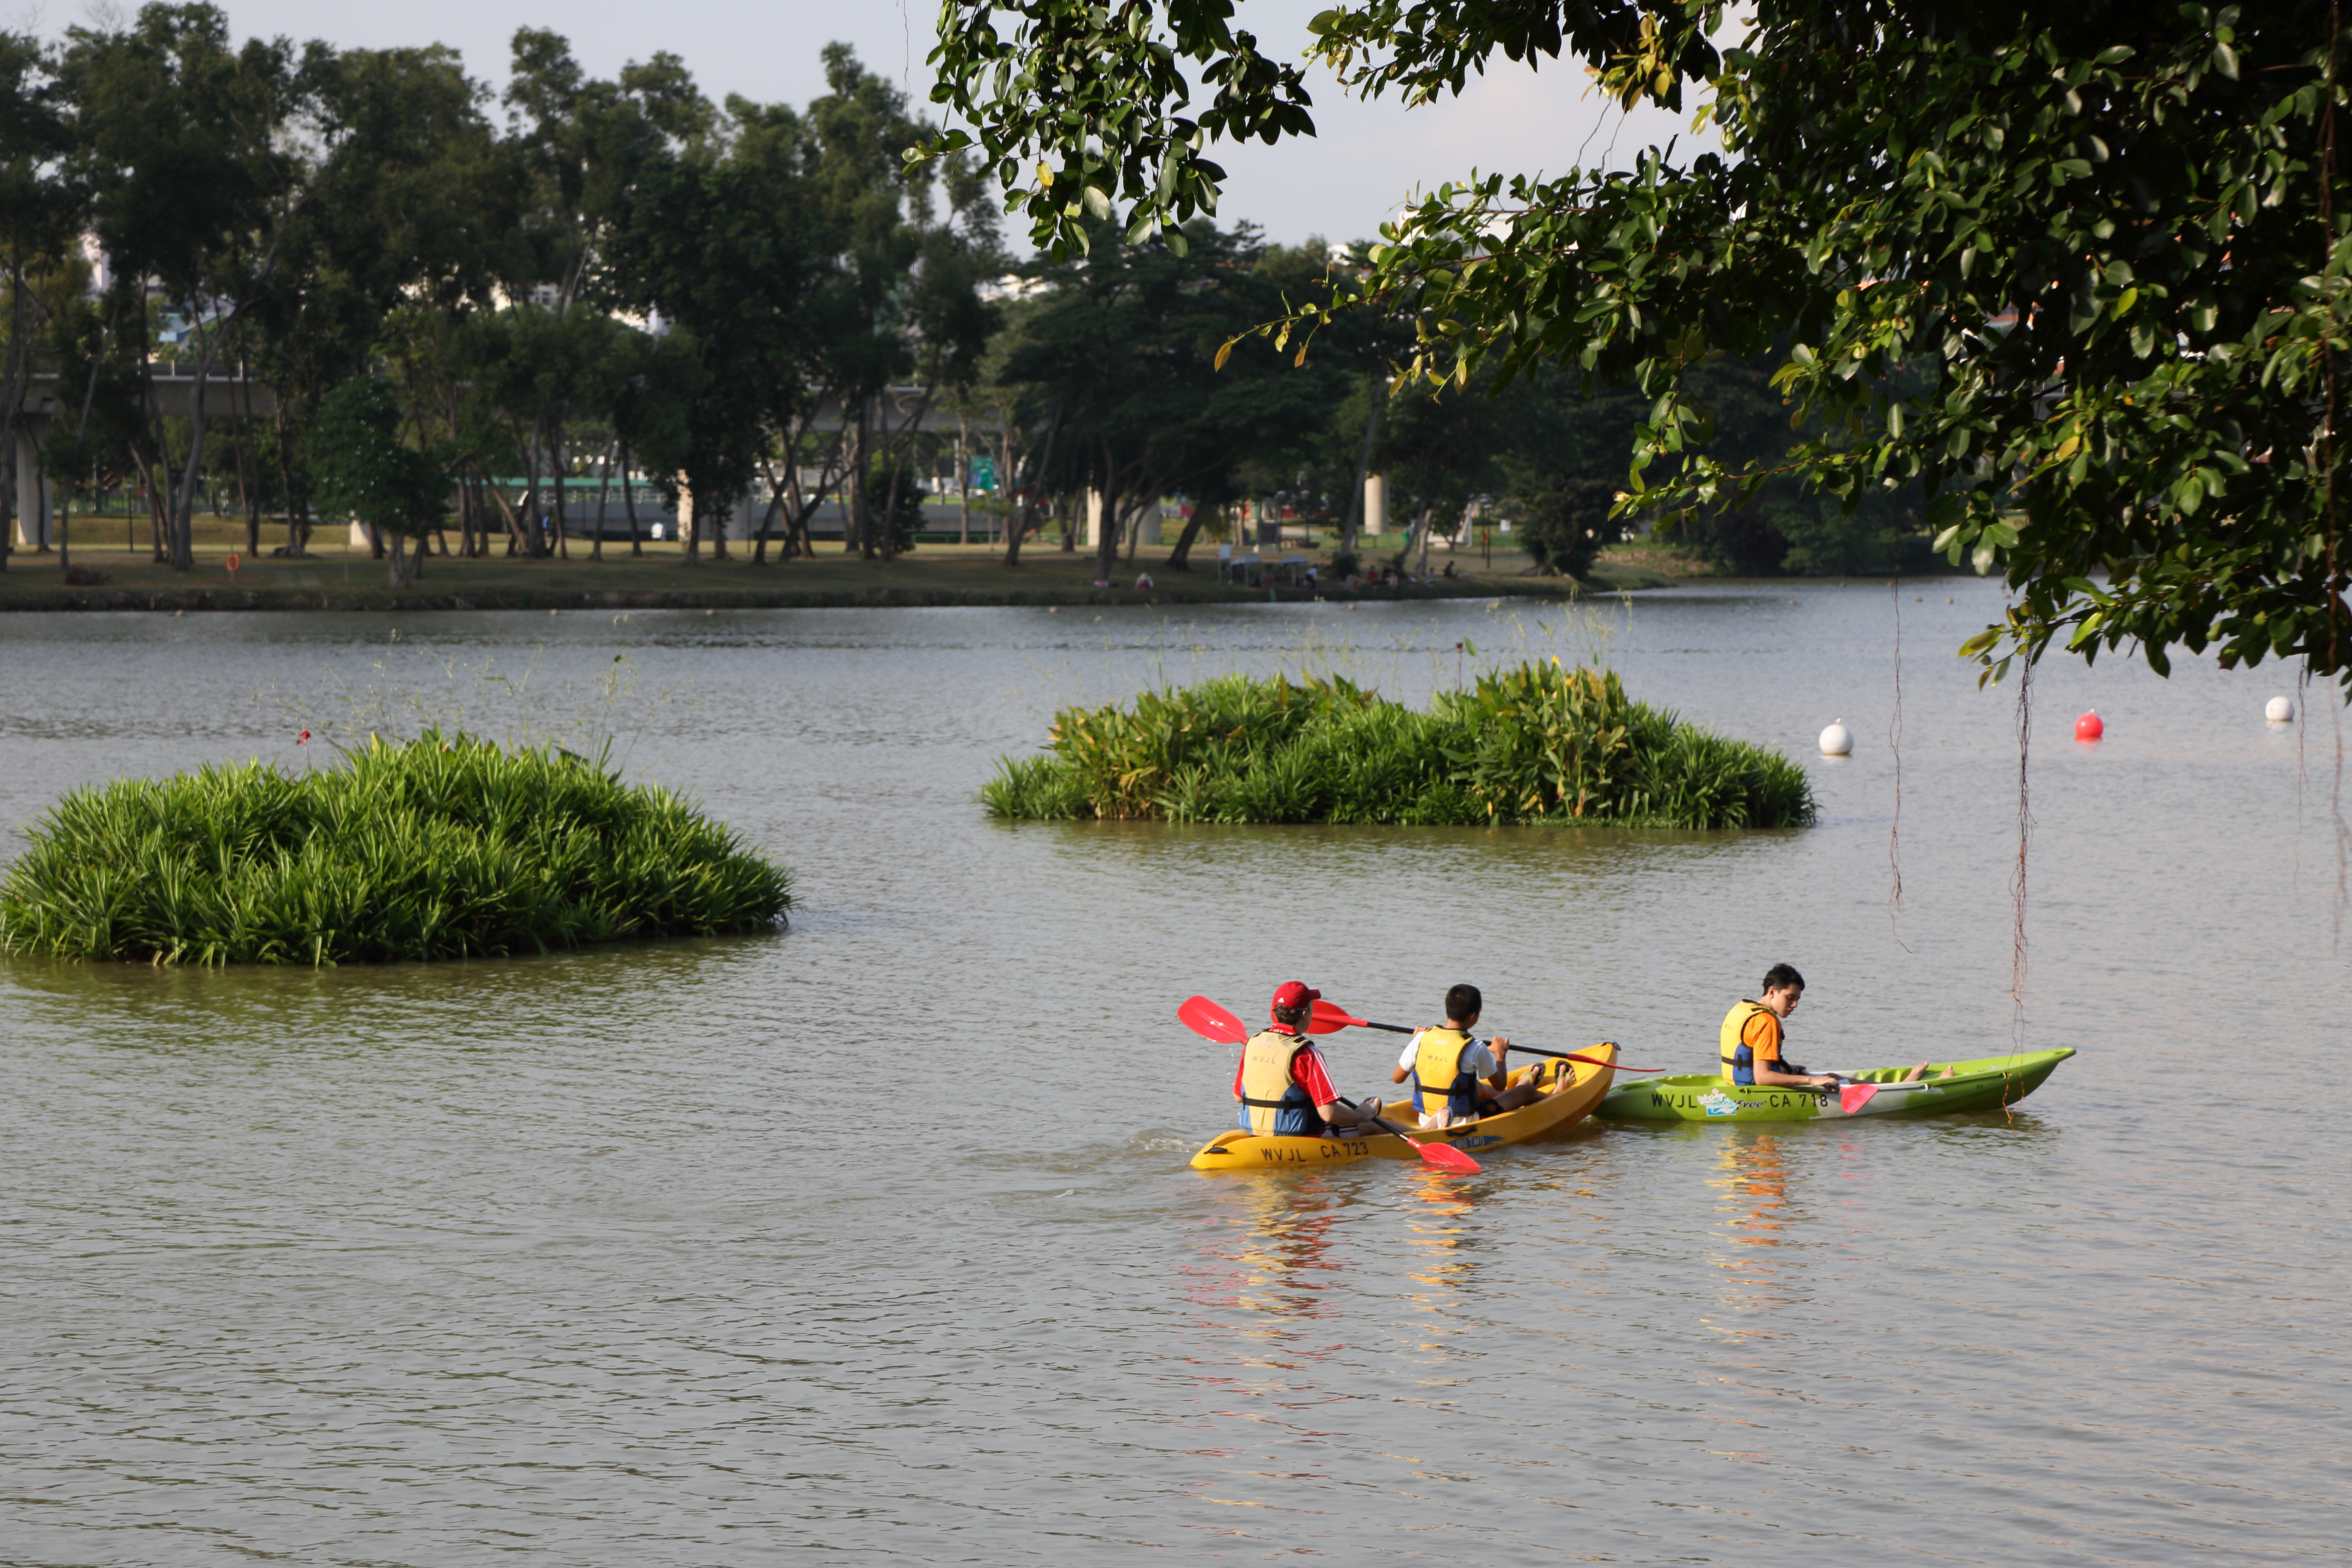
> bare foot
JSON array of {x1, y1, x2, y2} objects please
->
[{"x1": 1904, "y1": 1063, "x2": 1933, "y2": 1081}]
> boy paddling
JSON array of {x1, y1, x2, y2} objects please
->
[
  {"x1": 1233, "y1": 982, "x2": 1388, "y2": 1138},
  {"x1": 1391, "y1": 983, "x2": 1559, "y2": 1128},
  {"x1": 1722, "y1": 964, "x2": 1944, "y2": 1087},
  {"x1": 1721, "y1": 965, "x2": 1837, "y2": 1089}
]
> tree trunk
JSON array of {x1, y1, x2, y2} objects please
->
[
  {"x1": 621, "y1": 442, "x2": 642, "y2": 557},
  {"x1": 168, "y1": 317, "x2": 234, "y2": 573},
  {"x1": 752, "y1": 454, "x2": 786, "y2": 565},
  {"x1": 956, "y1": 414, "x2": 970, "y2": 546},
  {"x1": 129, "y1": 446, "x2": 167, "y2": 561},
  {"x1": 135, "y1": 337, "x2": 172, "y2": 563},
  {"x1": 0, "y1": 261, "x2": 27, "y2": 572},
  {"x1": 1124, "y1": 494, "x2": 1147, "y2": 564},
  {"x1": 236, "y1": 339, "x2": 262, "y2": 560},
  {"x1": 274, "y1": 398, "x2": 305, "y2": 556},
  {"x1": 1339, "y1": 378, "x2": 1383, "y2": 563},
  {"x1": 880, "y1": 448, "x2": 905, "y2": 562},
  {"x1": 1165, "y1": 499, "x2": 1219, "y2": 570},
  {"x1": 550, "y1": 417, "x2": 570, "y2": 559},
  {"x1": 591, "y1": 438, "x2": 612, "y2": 562},
  {"x1": 1006, "y1": 404, "x2": 1062, "y2": 568},
  {"x1": 387, "y1": 528, "x2": 414, "y2": 588},
  {"x1": 1092, "y1": 441, "x2": 1128, "y2": 584},
  {"x1": 479, "y1": 470, "x2": 527, "y2": 550},
  {"x1": 849, "y1": 395, "x2": 873, "y2": 557}
]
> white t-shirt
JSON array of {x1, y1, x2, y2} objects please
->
[{"x1": 1399, "y1": 1030, "x2": 1499, "y2": 1128}]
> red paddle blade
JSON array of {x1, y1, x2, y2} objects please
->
[
  {"x1": 1414, "y1": 1138, "x2": 1482, "y2": 1174},
  {"x1": 1839, "y1": 1083, "x2": 1880, "y2": 1115},
  {"x1": 1177, "y1": 994, "x2": 1250, "y2": 1045},
  {"x1": 1309, "y1": 998, "x2": 1368, "y2": 1034}
]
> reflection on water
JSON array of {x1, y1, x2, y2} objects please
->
[
  {"x1": 2, "y1": 592, "x2": 2344, "y2": 1564},
  {"x1": 1707, "y1": 1131, "x2": 1803, "y2": 1346},
  {"x1": 1401, "y1": 1167, "x2": 1483, "y2": 1380}
]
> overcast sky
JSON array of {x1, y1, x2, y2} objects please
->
[{"x1": 24, "y1": 0, "x2": 1712, "y2": 247}]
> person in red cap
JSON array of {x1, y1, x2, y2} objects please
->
[{"x1": 1232, "y1": 981, "x2": 1385, "y2": 1138}]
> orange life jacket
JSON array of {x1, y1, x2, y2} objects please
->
[{"x1": 1720, "y1": 1000, "x2": 1784, "y2": 1086}]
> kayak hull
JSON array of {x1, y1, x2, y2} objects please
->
[
  {"x1": 1594, "y1": 1048, "x2": 2075, "y2": 1123},
  {"x1": 1189, "y1": 1043, "x2": 1618, "y2": 1171}
]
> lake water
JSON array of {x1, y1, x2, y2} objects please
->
[{"x1": 1, "y1": 581, "x2": 2343, "y2": 1565}]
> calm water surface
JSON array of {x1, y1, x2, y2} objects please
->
[{"x1": 1, "y1": 582, "x2": 2343, "y2": 1564}]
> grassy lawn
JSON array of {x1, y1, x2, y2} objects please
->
[{"x1": 0, "y1": 518, "x2": 1664, "y2": 611}]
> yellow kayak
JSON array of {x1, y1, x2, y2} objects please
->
[{"x1": 1188, "y1": 1043, "x2": 1619, "y2": 1171}]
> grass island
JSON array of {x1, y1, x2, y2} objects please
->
[
  {"x1": 0, "y1": 733, "x2": 791, "y2": 964},
  {"x1": 984, "y1": 663, "x2": 1815, "y2": 831}
]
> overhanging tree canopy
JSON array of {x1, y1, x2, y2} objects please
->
[{"x1": 925, "y1": 2, "x2": 2352, "y2": 685}]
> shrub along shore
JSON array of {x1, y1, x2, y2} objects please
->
[
  {"x1": 0, "y1": 733, "x2": 791, "y2": 964},
  {"x1": 984, "y1": 664, "x2": 1816, "y2": 831}
]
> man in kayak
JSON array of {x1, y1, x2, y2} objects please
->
[
  {"x1": 1390, "y1": 983, "x2": 1555, "y2": 1127},
  {"x1": 1720, "y1": 965, "x2": 1840, "y2": 1089},
  {"x1": 1234, "y1": 982, "x2": 1387, "y2": 1138}
]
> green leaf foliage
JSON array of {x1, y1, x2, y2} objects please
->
[
  {"x1": 930, "y1": 2, "x2": 2352, "y2": 685},
  {"x1": 309, "y1": 373, "x2": 450, "y2": 539},
  {"x1": 982, "y1": 663, "x2": 1814, "y2": 830},
  {"x1": 0, "y1": 732, "x2": 791, "y2": 964}
]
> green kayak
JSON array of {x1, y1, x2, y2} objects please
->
[{"x1": 1595, "y1": 1048, "x2": 2075, "y2": 1123}]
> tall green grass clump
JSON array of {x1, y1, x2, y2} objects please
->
[
  {"x1": 0, "y1": 732, "x2": 791, "y2": 964},
  {"x1": 983, "y1": 663, "x2": 1814, "y2": 831}
]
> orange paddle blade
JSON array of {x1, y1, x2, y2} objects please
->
[
  {"x1": 1177, "y1": 994, "x2": 1250, "y2": 1045},
  {"x1": 1411, "y1": 1138, "x2": 1481, "y2": 1174}
]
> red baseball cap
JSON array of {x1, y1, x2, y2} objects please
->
[{"x1": 1270, "y1": 980, "x2": 1321, "y2": 1016}]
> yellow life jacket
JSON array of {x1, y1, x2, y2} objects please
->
[
  {"x1": 1237, "y1": 1028, "x2": 1324, "y2": 1137},
  {"x1": 1412, "y1": 1027, "x2": 1485, "y2": 1122},
  {"x1": 1720, "y1": 1000, "x2": 1783, "y2": 1086}
]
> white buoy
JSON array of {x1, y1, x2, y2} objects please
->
[
  {"x1": 2267, "y1": 695, "x2": 2294, "y2": 724},
  {"x1": 1819, "y1": 719, "x2": 1853, "y2": 756}
]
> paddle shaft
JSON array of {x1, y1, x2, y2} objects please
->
[
  {"x1": 1343, "y1": 1015, "x2": 1636, "y2": 1073},
  {"x1": 1337, "y1": 1098, "x2": 1481, "y2": 1173}
]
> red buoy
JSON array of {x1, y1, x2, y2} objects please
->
[{"x1": 2075, "y1": 710, "x2": 2104, "y2": 741}]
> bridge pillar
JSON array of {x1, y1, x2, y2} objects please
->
[{"x1": 13, "y1": 429, "x2": 51, "y2": 548}]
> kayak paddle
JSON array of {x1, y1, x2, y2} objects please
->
[
  {"x1": 1177, "y1": 993, "x2": 1250, "y2": 1045},
  {"x1": 1308, "y1": 999, "x2": 1661, "y2": 1074},
  {"x1": 1339, "y1": 1099, "x2": 1482, "y2": 1175},
  {"x1": 1175, "y1": 995, "x2": 1481, "y2": 1174},
  {"x1": 1831, "y1": 1076, "x2": 1949, "y2": 1113}
]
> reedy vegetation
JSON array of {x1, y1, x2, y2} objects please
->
[
  {"x1": 0, "y1": 732, "x2": 790, "y2": 964},
  {"x1": 984, "y1": 663, "x2": 1814, "y2": 829}
]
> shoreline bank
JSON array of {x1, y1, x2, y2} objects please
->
[{"x1": 0, "y1": 544, "x2": 1673, "y2": 613}]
